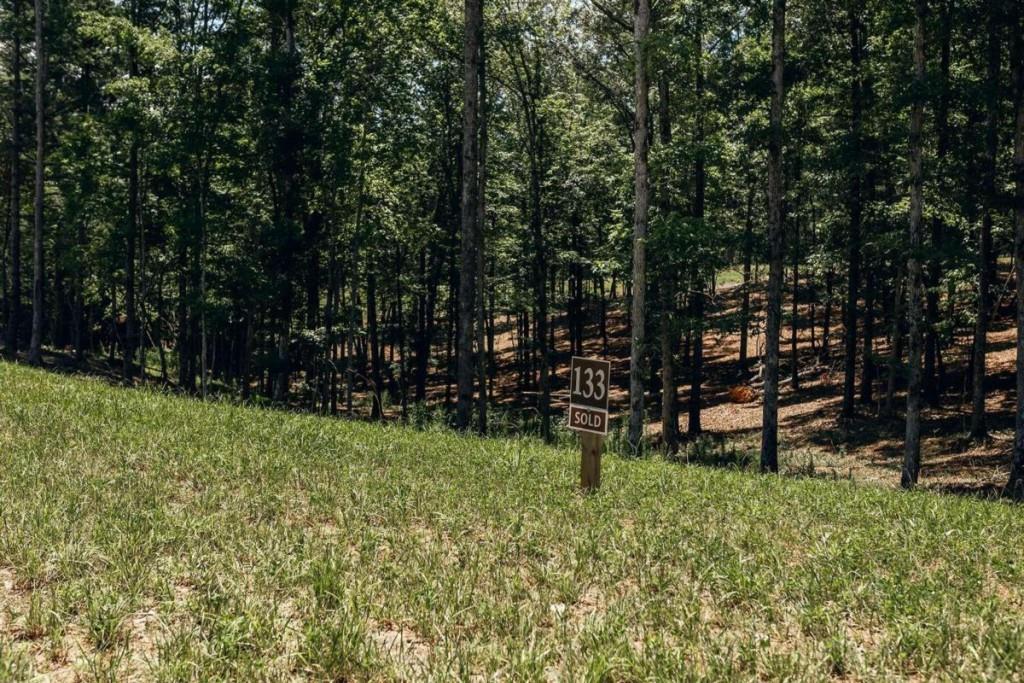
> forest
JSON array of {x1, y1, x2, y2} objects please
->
[{"x1": 2, "y1": 0, "x2": 1023, "y2": 493}]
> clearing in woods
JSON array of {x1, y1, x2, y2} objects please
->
[{"x1": 1, "y1": 361, "x2": 1024, "y2": 680}]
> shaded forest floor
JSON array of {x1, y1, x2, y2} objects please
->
[
  {"x1": 473, "y1": 282, "x2": 1018, "y2": 496},
  {"x1": 7, "y1": 280, "x2": 1018, "y2": 497}
]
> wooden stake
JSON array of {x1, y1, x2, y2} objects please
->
[{"x1": 580, "y1": 432, "x2": 603, "y2": 492}]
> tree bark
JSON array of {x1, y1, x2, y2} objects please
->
[
  {"x1": 532, "y1": 146, "x2": 550, "y2": 440},
  {"x1": 790, "y1": 213, "x2": 799, "y2": 390},
  {"x1": 883, "y1": 272, "x2": 905, "y2": 419},
  {"x1": 761, "y1": 0, "x2": 785, "y2": 473},
  {"x1": 475, "y1": 12, "x2": 488, "y2": 434},
  {"x1": 1007, "y1": 7, "x2": 1024, "y2": 498},
  {"x1": 902, "y1": 0, "x2": 927, "y2": 490},
  {"x1": 628, "y1": 0, "x2": 651, "y2": 452},
  {"x1": 456, "y1": 0, "x2": 482, "y2": 430},
  {"x1": 861, "y1": 272, "x2": 875, "y2": 404},
  {"x1": 657, "y1": 71, "x2": 678, "y2": 451},
  {"x1": 5, "y1": 0, "x2": 23, "y2": 356},
  {"x1": 820, "y1": 268, "x2": 833, "y2": 363},
  {"x1": 843, "y1": 0, "x2": 865, "y2": 419},
  {"x1": 688, "y1": 22, "x2": 706, "y2": 437},
  {"x1": 73, "y1": 219, "x2": 85, "y2": 362},
  {"x1": 924, "y1": 0, "x2": 951, "y2": 407},
  {"x1": 123, "y1": 0, "x2": 140, "y2": 381},
  {"x1": 970, "y1": 7, "x2": 1000, "y2": 440},
  {"x1": 739, "y1": 185, "x2": 754, "y2": 372},
  {"x1": 368, "y1": 269, "x2": 382, "y2": 420},
  {"x1": 27, "y1": 0, "x2": 45, "y2": 366}
]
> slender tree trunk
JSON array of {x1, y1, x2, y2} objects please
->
[
  {"x1": 475, "y1": 15, "x2": 488, "y2": 434},
  {"x1": 861, "y1": 272, "x2": 875, "y2": 404},
  {"x1": 970, "y1": 8, "x2": 1000, "y2": 440},
  {"x1": 657, "y1": 72, "x2": 678, "y2": 451},
  {"x1": 902, "y1": 0, "x2": 927, "y2": 489},
  {"x1": 761, "y1": 0, "x2": 785, "y2": 473},
  {"x1": 323, "y1": 243, "x2": 337, "y2": 412},
  {"x1": 5, "y1": 0, "x2": 22, "y2": 356},
  {"x1": 396, "y1": 250, "x2": 409, "y2": 419},
  {"x1": 123, "y1": 3, "x2": 139, "y2": 381},
  {"x1": 27, "y1": 0, "x2": 45, "y2": 366},
  {"x1": 177, "y1": 238, "x2": 192, "y2": 391},
  {"x1": 199, "y1": 174, "x2": 209, "y2": 399},
  {"x1": 368, "y1": 270, "x2": 382, "y2": 420},
  {"x1": 456, "y1": 0, "x2": 482, "y2": 430},
  {"x1": 628, "y1": 0, "x2": 651, "y2": 452},
  {"x1": 267, "y1": 1, "x2": 300, "y2": 405},
  {"x1": 924, "y1": 0, "x2": 952, "y2": 407},
  {"x1": 599, "y1": 276, "x2": 608, "y2": 354},
  {"x1": 487, "y1": 257, "x2": 495, "y2": 387},
  {"x1": 688, "y1": 24, "x2": 706, "y2": 437},
  {"x1": 883, "y1": 272, "x2": 905, "y2": 419},
  {"x1": 1008, "y1": 9, "x2": 1024, "y2": 497},
  {"x1": 138, "y1": 161, "x2": 148, "y2": 380},
  {"x1": 790, "y1": 214, "x2": 799, "y2": 389},
  {"x1": 532, "y1": 147, "x2": 550, "y2": 440},
  {"x1": 124, "y1": 139, "x2": 139, "y2": 381},
  {"x1": 739, "y1": 185, "x2": 754, "y2": 372},
  {"x1": 688, "y1": 276, "x2": 703, "y2": 436},
  {"x1": 843, "y1": 0, "x2": 865, "y2": 419},
  {"x1": 820, "y1": 268, "x2": 833, "y2": 363},
  {"x1": 73, "y1": 220, "x2": 85, "y2": 362}
]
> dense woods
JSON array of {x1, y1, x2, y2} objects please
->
[{"x1": 2, "y1": 0, "x2": 1024, "y2": 491}]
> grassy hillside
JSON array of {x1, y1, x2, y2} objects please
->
[{"x1": 1, "y1": 362, "x2": 1023, "y2": 681}]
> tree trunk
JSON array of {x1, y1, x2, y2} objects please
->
[
  {"x1": 5, "y1": 0, "x2": 23, "y2": 356},
  {"x1": 177, "y1": 238, "x2": 192, "y2": 391},
  {"x1": 73, "y1": 220, "x2": 85, "y2": 362},
  {"x1": 761, "y1": 0, "x2": 785, "y2": 473},
  {"x1": 861, "y1": 272, "x2": 875, "y2": 405},
  {"x1": 27, "y1": 0, "x2": 45, "y2": 366},
  {"x1": 368, "y1": 270, "x2": 382, "y2": 420},
  {"x1": 970, "y1": 8, "x2": 1000, "y2": 440},
  {"x1": 902, "y1": 0, "x2": 927, "y2": 489},
  {"x1": 1008, "y1": 8, "x2": 1024, "y2": 497},
  {"x1": 475, "y1": 16, "x2": 488, "y2": 434},
  {"x1": 843, "y1": 0, "x2": 865, "y2": 419},
  {"x1": 820, "y1": 268, "x2": 833, "y2": 364},
  {"x1": 688, "y1": 23, "x2": 706, "y2": 438},
  {"x1": 739, "y1": 185, "x2": 754, "y2": 373},
  {"x1": 396, "y1": 250, "x2": 409, "y2": 419},
  {"x1": 123, "y1": 3, "x2": 140, "y2": 381},
  {"x1": 883, "y1": 272, "x2": 905, "y2": 419},
  {"x1": 628, "y1": 0, "x2": 651, "y2": 452},
  {"x1": 138, "y1": 160, "x2": 148, "y2": 380},
  {"x1": 198, "y1": 172, "x2": 209, "y2": 399},
  {"x1": 456, "y1": 0, "x2": 482, "y2": 430},
  {"x1": 658, "y1": 71, "x2": 678, "y2": 451},
  {"x1": 790, "y1": 213, "x2": 799, "y2": 390},
  {"x1": 924, "y1": 0, "x2": 952, "y2": 407},
  {"x1": 532, "y1": 145, "x2": 550, "y2": 440},
  {"x1": 599, "y1": 276, "x2": 608, "y2": 354}
]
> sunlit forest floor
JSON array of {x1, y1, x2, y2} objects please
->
[
  {"x1": 9, "y1": 278, "x2": 1017, "y2": 497},
  {"x1": 472, "y1": 281, "x2": 1018, "y2": 496},
  {"x1": 3, "y1": 361, "x2": 1024, "y2": 680}
]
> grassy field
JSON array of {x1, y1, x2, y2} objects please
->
[{"x1": 2, "y1": 362, "x2": 1024, "y2": 681}]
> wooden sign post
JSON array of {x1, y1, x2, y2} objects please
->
[{"x1": 568, "y1": 356, "x2": 611, "y2": 492}]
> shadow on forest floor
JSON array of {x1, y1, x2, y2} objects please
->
[{"x1": 3, "y1": 283, "x2": 1021, "y2": 503}]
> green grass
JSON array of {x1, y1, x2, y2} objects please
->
[{"x1": 2, "y1": 361, "x2": 1024, "y2": 681}]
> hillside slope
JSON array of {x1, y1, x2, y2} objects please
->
[{"x1": 1, "y1": 362, "x2": 1023, "y2": 680}]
